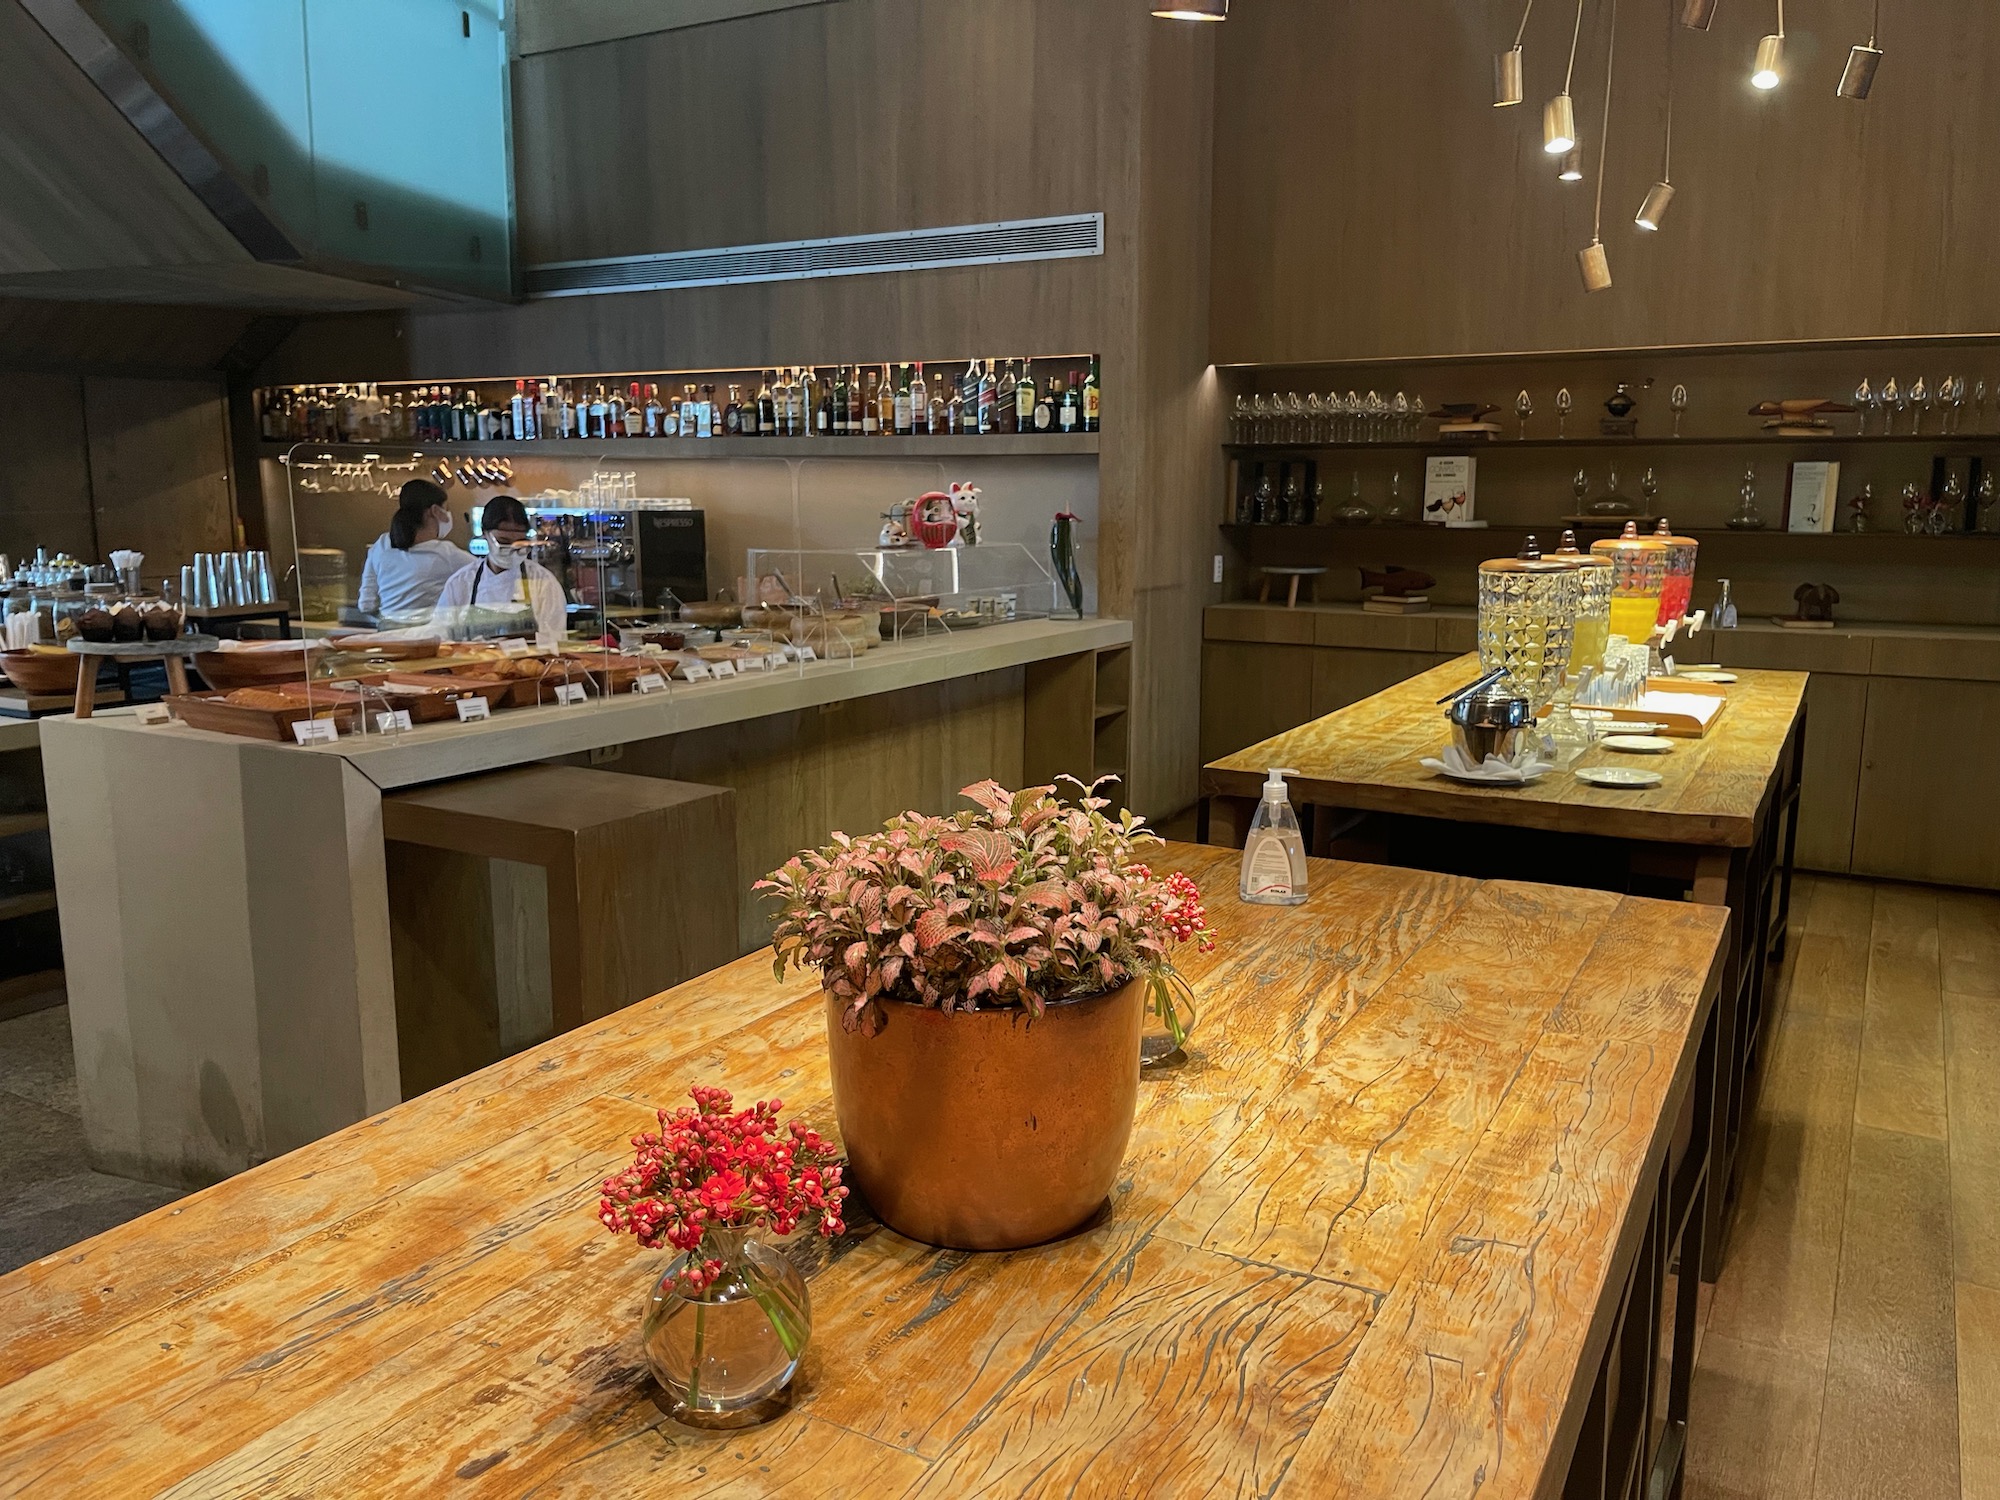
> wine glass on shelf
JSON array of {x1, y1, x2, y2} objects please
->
[
  {"x1": 1976, "y1": 380, "x2": 1989, "y2": 435},
  {"x1": 1231, "y1": 393, "x2": 1251, "y2": 444},
  {"x1": 1935, "y1": 472, "x2": 1962, "y2": 535},
  {"x1": 1556, "y1": 387, "x2": 1573, "y2": 439},
  {"x1": 1343, "y1": 390, "x2": 1362, "y2": 442},
  {"x1": 1912, "y1": 375, "x2": 1931, "y2": 435},
  {"x1": 1303, "y1": 392, "x2": 1324, "y2": 444},
  {"x1": 1571, "y1": 467, "x2": 1589, "y2": 517},
  {"x1": 1391, "y1": 391, "x2": 1410, "y2": 441},
  {"x1": 1287, "y1": 391, "x2": 1308, "y2": 445},
  {"x1": 1883, "y1": 377, "x2": 1903, "y2": 435},
  {"x1": 1670, "y1": 383, "x2": 1689, "y2": 437},
  {"x1": 1948, "y1": 376, "x2": 1966, "y2": 434},
  {"x1": 1408, "y1": 394, "x2": 1426, "y2": 440},
  {"x1": 1854, "y1": 378, "x2": 1872, "y2": 436},
  {"x1": 1978, "y1": 470, "x2": 1997, "y2": 532},
  {"x1": 1515, "y1": 389, "x2": 1534, "y2": 439}
]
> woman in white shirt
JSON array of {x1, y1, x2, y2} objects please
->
[
  {"x1": 356, "y1": 479, "x2": 474, "y2": 625},
  {"x1": 432, "y1": 495, "x2": 569, "y2": 646}
]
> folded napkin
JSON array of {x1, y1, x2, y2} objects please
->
[{"x1": 1420, "y1": 742, "x2": 1554, "y2": 783}]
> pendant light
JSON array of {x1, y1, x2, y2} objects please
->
[
  {"x1": 1580, "y1": 0, "x2": 1618, "y2": 291},
  {"x1": 1751, "y1": 0, "x2": 1784, "y2": 89},
  {"x1": 1839, "y1": 0, "x2": 1883, "y2": 98},
  {"x1": 1560, "y1": 145, "x2": 1585, "y2": 181},
  {"x1": 1636, "y1": 0, "x2": 1676, "y2": 230},
  {"x1": 1679, "y1": 0, "x2": 1718, "y2": 28},
  {"x1": 1150, "y1": 0, "x2": 1226, "y2": 17},
  {"x1": 1496, "y1": 0, "x2": 1534, "y2": 106},
  {"x1": 1544, "y1": 0, "x2": 1587, "y2": 153}
]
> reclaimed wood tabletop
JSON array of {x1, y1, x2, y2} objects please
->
[
  {"x1": 1203, "y1": 654, "x2": 1808, "y2": 848},
  {"x1": 0, "y1": 844, "x2": 1726, "y2": 1499}
]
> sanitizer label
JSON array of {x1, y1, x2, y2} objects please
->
[{"x1": 1244, "y1": 839, "x2": 1297, "y2": 897}]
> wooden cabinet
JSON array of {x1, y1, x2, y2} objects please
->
[
  {"x1": 1851, "y1": 677, "x2": 2000, "y2": 888},
  {"x1": 1200, "y1": 640, "x2": 1316, "y2": 763},
  {"x1": 1792, "y1": 674, "x2": 1868, "y2": 874}
]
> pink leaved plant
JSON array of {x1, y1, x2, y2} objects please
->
[{"x1": 757, "y1": 778, "x2": 1214, "y2": 1038}]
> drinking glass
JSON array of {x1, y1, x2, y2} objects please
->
[
  {"x1": 1391, "y1": 391, "x2": 1410, "y2": 440},
  {"x1": 1250, "y1": 393, "x2": 1270, "y2": 445},
  {"x1": 1912, "y1": 376, "x2": 1931, "y2": 434},
  {"x1": 1884, "y1": 377, "x2": 1904, "y2": 434},
  {"x1": 1854, "y1": 379, "x2": 1872, "y2": 436},
  {"x1": 1231, "y1": 394, "x2": 1251, "y2": 444},
  {"x1": 1516, "y1": 389, "x2": 1534, "y2": 439},
  {"x1": 1304, "y1": 392, "x2": 1325, "y2": 444},
  {"x1": 1286, "y1": 391, "x2": 1307, "y2": 444},
  {"x1": 1409, "y1": 394, "x2": 1426, "y2": 438},
  {"x1": 1670, "y1": 383, "x2": 1689, "y2": 437},
  {"x1": 1556, "y1": 387, "x2": 1573, "y2": 439},
  {"x1": 1344, "y1": 391, "x2": 1362, "y2": 442}
]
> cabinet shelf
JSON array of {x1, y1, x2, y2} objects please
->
[
  {"x1": 1220, "y1": 521, "x2": 2000, "y2": 547},
  {"x1": 0, "y1": 890, "x2": 56, "y2": 922},
  {"x1": 1225, "y1": 432, "x2": 1997, "y2": 453},
  {"x1": 266, "y1": 433, "x2": 1099, "y2": 461},
  {"x1": 0, "y1": 811, "x2": 49, "y2": 837}
]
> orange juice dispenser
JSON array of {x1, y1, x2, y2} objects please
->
[
  {"x1": 1651, "y1": 518, "x2": 1699, "y2": 625},
  {"x1": 1590, "y1": 521, "x2": 1668, "y2": 646},
  {"x1": 1552, "y1": 529, "x2": 1613, "y2": 675},
  {"x1": 1477, "y1": 535, "x2": 1581, "y2": 710}
]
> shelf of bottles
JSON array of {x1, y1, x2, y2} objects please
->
[{"x1": 258, "y1": 356, "x2": 1102, "y2": 450}]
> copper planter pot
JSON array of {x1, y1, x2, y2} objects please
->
[{"x1": 823, "y1": 982, "x2": 1142, "y2": 1251}]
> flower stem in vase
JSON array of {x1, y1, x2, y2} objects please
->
[{"x1": 685, "y1": 1299, "x2": 708, "y2": 1410}]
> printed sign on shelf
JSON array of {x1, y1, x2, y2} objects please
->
[
  {"x1": 455, "y1": 696, "x2": 492, "y2": 722},
  {"x1": 635, "y1": 673, "x2": 667, "y2": 694},
  {"x1": 553, "y1": 682, "x2": 587, "y2": 706},
  {"x1": 291, "y1": 718, "x2": 339, "y2": 745},
  {"x1": 374, "y1": 709, "x2": 414, "y2": 734}
]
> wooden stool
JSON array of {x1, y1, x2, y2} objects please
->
[
  {"x1": 1257, "y1": 567, "x2": 1328, "y2": 607},
  {"x1": 67, "y1": 635, "x2": 218, "y2": 718},
  {"x1": 381, "y1": 765, "x2": 738, "y2": 1096}
]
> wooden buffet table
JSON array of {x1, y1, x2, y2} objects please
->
[
  {"x1": 0, "y1": 845, "x2": 1726, "y2": 1500},
  {"x1": 1202, "y1": 653, "x2": 1808, "y2": 1279}
]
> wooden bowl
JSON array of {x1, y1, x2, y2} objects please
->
[
  {"x1": 193, "y1": 643, "x2": 326, "y2": 692},
  {"x1": 0, "y1": 648, "x2": 82, "y2": 695}
]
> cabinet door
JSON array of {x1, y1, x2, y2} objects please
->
[
  {"x1": 1309, "y1": 649, "x2": 1440, "y2": 719},
  {"x1": 1795, "y1": 673, "x2": 1868, "y2": 874},
  {"x1": 1200, "y1": 641, "x2": 1315, "y2": 764},
  {"x1": 1851, "y1": 677, "x2": 2000, "y2": 888}
]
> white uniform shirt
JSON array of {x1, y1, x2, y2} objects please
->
[
  {"x1": 355, "y1": 535, "x2": 475, "y2": 622},
  {"x1": 432, "y1": 556, "x2": 569, "y2": 646}
]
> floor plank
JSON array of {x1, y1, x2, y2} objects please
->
[
  {"x1": 1806, "y1": 876, "x2": 1876, "y2": 941},
  {"x1": 1813, "y1": 1124, "x2": 1960, "y2": 1500},
  {"x1": 1855, "y1": 885, "x2": 1947, "y2": 1140},
  {"x1": 1684, "y1": 1332, "x2": 1828, "y2": 1500},
  {"x1": 1960, "y1": 1281, "x2": 2000, "y2": 1500},
  {"x1": 1946, "y1": 987, "x2": 2000, "y2": 1292},
  {"x1": 1939, "y1": 890, "x2": 2000, "y2": 1000}
]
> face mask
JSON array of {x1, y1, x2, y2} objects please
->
[{"x1": 434, "y1": 508, "x2": 453, "y2": 538}]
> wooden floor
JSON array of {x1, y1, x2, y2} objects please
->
[{"x1": 1687, "y1": 873, "x2": 2000, "y2": 1500}]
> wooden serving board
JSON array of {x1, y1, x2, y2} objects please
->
[
  {"x1": 1599, "y1": 676, "x2": 1730, "y2": 738},
  {"x1": 166, "y1": 692, "x2": 357, "y2": 742}
]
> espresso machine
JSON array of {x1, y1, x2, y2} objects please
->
[{"x1": 518, "y1": 502, "x2": 709, "y2": 627}]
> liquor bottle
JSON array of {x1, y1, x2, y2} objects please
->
[
  {"x1": 909, "y1": 363, "x2": 928, "y2": 435},
  {"x1": 1035, "y1": 377, "x2": 1056, "y2": 432},
  {"x1": 679, "y1": 384, "x2": 698, "y2": 437},
  {"x1": 831, "y1": 367, "x2": 848, "y2": 435},
  {"x1": 1059, "y1": 371, "x2": 1080, "y2": 432},
  {"x1": 388, "y1": 389, "x2": 406, "y2": 439},
  {"x1": 894, "y1": 364, "x2": 914, "y2": 436},
  {"x1": 759, "y1": 371, "x2": 777, "y2": 436},
  {"x1": 946, "y1": 382, "x2": 963, "y2": 436},
  {"x1": 877, "y1": 364, "x2": 896, "y2": 435},
  {"x1": 1082, "y1": 356, "x2": 1100, "y2": 432},
  {"x1": 540, "y1": 380, "x2": 560, "y2": 440},
  {"x1": 928, "y1": 374, "x2": 947, "y2": 435},
  {"x1": 624, "y1": 382, "x2": 645, "y2": 437},
  {"x1": 960, "y1": 359, "x2": 981, "y2": 434},
  {"x1": 611, "y1": 384, "x2": 631, "y2": 438},
  {"x1": 976, "y1": 360, "x2": 996, "y2": 434},
  {"x1": 722, "y1": 383, "x2": 743, "y2": 436},
  {"x1": 995, "y1": 361, "x2": 1018, "y2": 434},
  {"x1": 856, "y1": 367, "x2": 875, "y2": 436},
  {"x1": 1015, "y1": 360, "x2": 1036, "y2": 432},
  {"x1": 740, "y1": 379, "x2": 759, "y2": 437},
  {"x1": 698, "y1": 383, "x2": 717, "y2": 438},
  {"x1": 643, "y1": 382, "x2": 663, "y2": 436},
  {"x1": 773, "y1": 369, "x2": 792, "y2": 435},
  {"x1": 510, "y1": 380, "x2": 527, "y2": 440},
  {"x1": 816, "y1": 369, "x2": 833, "y2": 435},
  {"x1": 588, "y1": 385, "x2": 609, "y2": 439},
  {"x1": 848, "y1": 367, "x2": 865, "y2": 435}
]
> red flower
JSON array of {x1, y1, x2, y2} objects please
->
[{"x1": 698, "y1": 1170, "x2": 747, "y2": 1218}]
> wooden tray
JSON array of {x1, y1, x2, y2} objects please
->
[
  {"x1": 1599, "y1": 676, "x2": 1729, "y2": 738},
  {"x1": 167, "y1": 693, "x2": 357, "y2": 743},
  {"x1": 375, "y1": 672, "x2": 515, "y2": 718}
]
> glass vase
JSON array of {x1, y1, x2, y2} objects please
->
[
  {"x1": 1141, "y1": 969, "x2": 1197, "y2": 1071},
  {"x1": 641, "y1": 1228, "x2": 811, "y2": 1428}
]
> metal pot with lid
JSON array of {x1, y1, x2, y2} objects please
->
[{"x1": 1446, "y1": 683, "x2": 1537, "y2": 764}]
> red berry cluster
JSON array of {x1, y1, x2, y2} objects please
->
[
  {"x1": 1139, "y1": 867, "x2": 1217, "y2": 953},
  {"x1": 598, "y1": 1086, "x2": 847, "y2": 1292}
]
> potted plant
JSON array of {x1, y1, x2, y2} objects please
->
[
  {"x1": 758, "y1": 779, "x2": 1213, "y2": 1251},
  {"x1": 598, "y1": 1087, "x2": 846, "y2": 1426}
]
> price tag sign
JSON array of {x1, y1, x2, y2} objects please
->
[
  {"x1": 135, "y1": 703, "x2": 172, "y2": 726},
  {"x1": 682, "y1": 661, "x2": 713, "y2": 681},
  {"x1": 373, "y1": 709, "x2": 414, "y2": 735},
  {"x1": 740, "y1": 654, "x2": 770, "y2": 672},
  {"x1": 329, "y1": 679, "x2": 364, "y2": 692},
  {"x1": 710, "y1": 659, "x2": 738, "y2": 678},
  {"x1": 455, "y1": 696, "x2": 492, "y2": 722},
  {"x1": 795, "y1": 645, "x2": 818, "y2": 662},
  {"x1": 291, "y1": 718, "x2": 339, "y2": 746},
  {"x1": 553, "y1": 682, "x2": 587, "y2": 706},
  {"x1": 634, "y1": 673, "x2": 667, "y2": 694},
  {"x1": 499, "y1": 638, "x2": 533, "y2": 658}
]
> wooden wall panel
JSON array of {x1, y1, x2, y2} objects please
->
[
  {"x1": 0, "y1": 373, "x2": 96, "y2": 564},
  {"x1": 1211, "y1": 0, "x2": 2000, "y2": 363},
  {"x1": 1852, "y1": 677, "x2": 2000, "y2": 888},
  {"x1": 82, "y1": 376, "x2": 237, "y2": 569}
]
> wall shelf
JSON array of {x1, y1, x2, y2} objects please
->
[
  {"x1": 1219, "y1": 521, "x2": 2000, "y2": 549},
  {"x1": 264, "y1": 433, "x2": 1100, "y2": 461},
  {"x1": 1225, "y1": 432, "x2": 1999, "y2": 454}
]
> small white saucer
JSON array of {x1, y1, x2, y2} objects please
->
[
  {"x1": 1676, "y1": 670, "x2": 1737, "y2": 684},
  {"x1": 1436, "y1": 765, "x2": 1549, "y2": 786},
  {"x1": 1602, "y1": 734, "x2": 1675, "y2": 754},
  {"x1": 1576, "y1": 766, "x2": 1664, "y2": 789}
]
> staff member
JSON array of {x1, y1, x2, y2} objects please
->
[
  {"x1": 355, "y1": 479, "x2": 474, "y2": 625},
  {"x1": 432, "y1": 495, "x2": 568, "y2": 646}
]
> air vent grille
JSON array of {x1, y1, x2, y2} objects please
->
[{"x1": 523, "y1": 213, "x2": 1103, "y2": 299}]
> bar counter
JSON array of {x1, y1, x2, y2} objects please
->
[
  {"x1": 0, "y1": 845, "x2": 1726, "y2": 1498},
  {"x1": 42, "y1": 617, "x2": 1130, "y2": 1186}
]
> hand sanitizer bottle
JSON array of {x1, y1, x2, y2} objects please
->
[{"x1": 1239, "y1": 768, "x2": 1308, "y2": 905}]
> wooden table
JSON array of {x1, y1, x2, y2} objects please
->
[
  {"x1": 0, "y1": 845, "x2": 1725, "y2": 1500},
  {"x1": 1202, "y1": 653, "x2": 1809, "y2": 1280}
]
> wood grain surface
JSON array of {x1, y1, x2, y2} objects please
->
[
  {"x1": 0, "y1": 844, "x2": 1725, "y2": 1498},
  {"x1": 1204, "y1": 654, "x2": 1807, "y2": 849}
]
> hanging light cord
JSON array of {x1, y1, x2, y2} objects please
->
[
  {"x1": 1593, "y1": 0, "x2": 1619, "y2": 238},
  {"x1": 1776, "y1": 0, "x2": 1785, "y2": 36},
  {"x1": 1563, "y1": 0, "x2": 1587, "y2": 91},
  {"x1": 1868, "y1": 0, "x2": 1879, "y2": 45},
  {"x1": 1662, "y1": 0, "x2": 1674, "y2": 180},
  {"x1": 1514, "y1": 0, "x2": 1537, "y2": 49}
]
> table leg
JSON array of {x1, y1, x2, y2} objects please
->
[
  {"x1": 1692, "y1": 846, "x2": 1748, "y2": 1283},
  {"x1": 1772, "y1": 707, "x2": 1806, "y2": 962},
  {"x1": 279, "y1": 609, "x2": 295, "y2": 641},
  {"x1": 1286, "y1": 574, "x2": 1301, "y2": 608},
  {"x1": 164, "y1": 656, "x2": 190, "y2": 697},
  {"x1": 1258, "y1": 575, "x2": 1272, "y2": 603},
  {"x1": 72, "y1": 657, "x2": 96, "y2": 719}
]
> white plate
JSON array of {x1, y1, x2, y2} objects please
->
[
  {"x1": 1602, "y1": 734, "x2": 1675, "y2": 754},
  {"x1": 1676, "y1": 670, "x2": 1737, "y2": 684},
  {"x1": 1436, "y1": 766, "x2": 1548, "y2": 786},
  {"x1": 1575, "y1": 766, "x2": 1664, "y2": 789}
]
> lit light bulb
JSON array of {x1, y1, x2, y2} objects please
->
[
  {"x1": 1635, "y1": 180, "x2": 1676, "y2": 230},
  {"x1": 1543, "y1": 92, "x2": 1578, "y2": 153},
  {"x1": 1150, "y1": 0, "x2": 1227, "y2": 16},
  {"x1": 1751, "y1": 32, "x2": 1783, "y2": 88},
  {"x1": 1559, "y1": 146, "x2": 1584, "y2": 181}
]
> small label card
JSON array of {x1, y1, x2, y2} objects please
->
[
  {"x1": 794, "y1": 645, "x2": 818, "y2": 662},
  {"x1": 739, "y1": 653, "x2": 769, "y2": 672},
  {"x1": 710, "y1": 659, "x2": 738, "y2": 677},
  {"x1": 682, "y1": 661, "x2": 713, "y2": 681},
  {"x1": 135, "y1": 703, "x2": 172, "y2": 726},
  {"x1": 455, "y1": 696, "x2": 492, "y2": 722},
  {"x1": 374, "y1": 709, "x2": 414, "y2": 735},
  {"x1": 634, "y1": 673, "x2": 667, "y2": 694},
  {"x1": 553, "y1": 682, "x2": 587, "y2": 706},
  {"x1": 291, "y1": 718, "x2": 339, "y2": 745},
  {"x1": 499, "y1": 638, "x2": 533, "y2": 657}
]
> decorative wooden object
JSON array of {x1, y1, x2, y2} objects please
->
[
  {"x1": 0, "y1": 844, "x2": 1726, "y2": 1499},
  {"x1": 66, "y1": 634, "x2": 218, "y2": 719}
]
